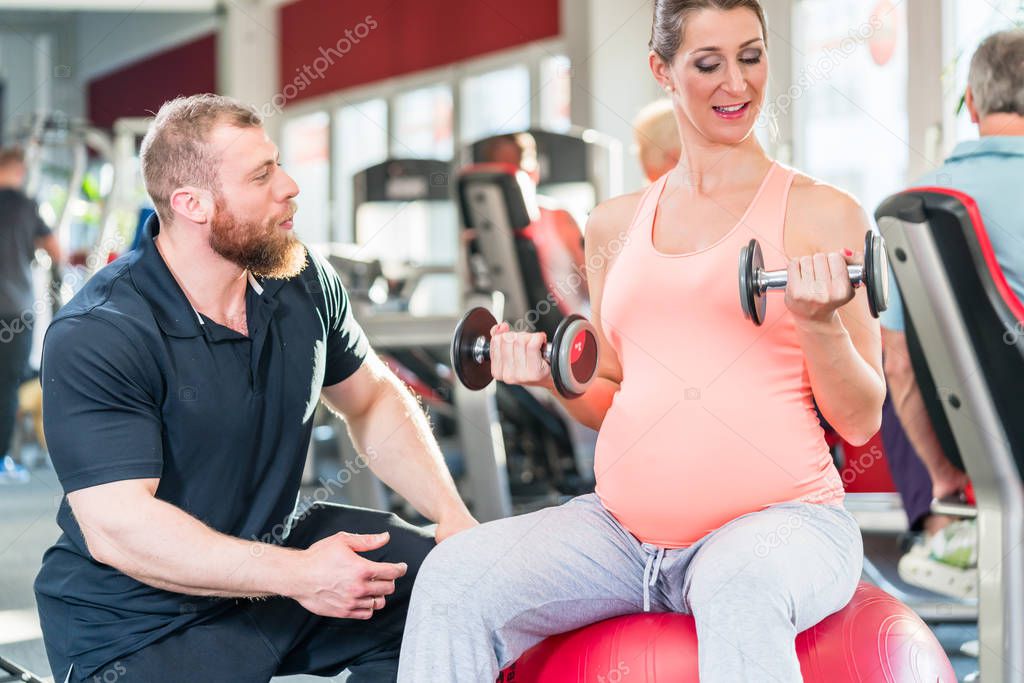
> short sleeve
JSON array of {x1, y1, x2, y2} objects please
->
[
  {"x1": 30, "y1": 198, "x2": 51, "y2": 239},
  {"x1": 879, "y1": 262, "x2": 905, "y2": 332},
  {"x1": 42, "y1": 316, "x2": 164, "y2": 493},
  {"x1": 308, "y1": 251, "x2": 369, "y2": 386}
]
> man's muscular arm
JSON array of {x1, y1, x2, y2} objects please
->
[
  {"x1": 321, "y1": 351, "x2": 477, "y2": 542},
  {"x1": 70, "y1": 478, "x2": 406, "y2": 619}
]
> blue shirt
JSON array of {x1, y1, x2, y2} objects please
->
[
  {"x1": 34, "y1": 215, "x2": 368, "y2": 678},
  {"x1": 880, "y1": 136, "x2": 1024, "y2": 331}
]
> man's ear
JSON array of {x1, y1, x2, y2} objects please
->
[
  {"x1": 965, "y1": 86, "x2": 980, "y2": 125},
  {"x1": 168, "y1": 187, "x2": 214, "y2": 224}
]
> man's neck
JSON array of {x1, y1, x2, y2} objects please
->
[
  {"x1": 155, "y1": 223, "x2": 250, "y2": 332},
  {"x1": 979, "y1": 114, "x2": 1024, "y2": 137}
]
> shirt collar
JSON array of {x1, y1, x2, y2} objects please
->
[
  {"x1": 947, "y1": 136, "x2": 1024, "y2": 162},
  {"x1": 128, "y1": 214, "x2": 286, "y2": 339}
]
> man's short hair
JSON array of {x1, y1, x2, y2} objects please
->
[
  {"x1": 0, "y1": 147, "x2": 25, "y2": 169},
  {"x1": 139, "y1": 94, "x2": 262, "y2": 224},
  {"x1": 480, "y1": 132, "x2": 537, "y2": 167},
  {"x1": 969, "y1": 29, "x2": 1024, "y2": 118},
  {"x1": 633, "y1": 99, "x2": 680, "y2": 181}
]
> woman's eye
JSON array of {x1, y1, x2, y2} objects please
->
[
  {"x1": 696, "y1": 62, "x2": 720, "y2": 73},
  {"x1": 740, "y1": 50, "x2": 763, "y2": 65}
]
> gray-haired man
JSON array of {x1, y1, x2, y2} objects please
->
[{"x1": 882, "y1": 29, "x2": 1024, "y2": 588}]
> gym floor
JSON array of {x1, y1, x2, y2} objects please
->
[{"x1": 1, "y1": 468, "x2": 979, "y2": 682}]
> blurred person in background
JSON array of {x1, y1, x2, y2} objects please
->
[
  {"x1": 480, "y1": 132, "x2": 589, "y2": 312},
  {"x1": 633, "y1": 98, "x2": 682, "y2": 183},
  {"x1": 883, "y1": 28, "x2": 1024, "y2": 594},
  {"x1": 0, "y1": 147, "x2": 61, "y2": 484}
]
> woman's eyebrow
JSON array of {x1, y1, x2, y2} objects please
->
[{"x1": 690, "y1": 37, "x2": 764, "y2": 55}]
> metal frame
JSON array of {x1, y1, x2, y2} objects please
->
[
  {"x1": 877, "y1": 209, "x2": 1024, "y2": 682},
  {"x1": 0, "y1": 656, "x2": 45, "y2": 683}
]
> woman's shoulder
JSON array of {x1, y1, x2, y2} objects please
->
[
  {"x1": 585, "y1": 190, "x2": 647, "y2": 246},
  {"x1": 785, "y1": 168, "x2": 871, "y2": 251},
  {"x1": 788, "y1": 169, "x2": 865, "y2": 220}
]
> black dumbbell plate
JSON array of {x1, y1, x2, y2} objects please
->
[
  {"x1": 739, "y1": 238, "x2": 767, "y2": 325},
  {"x1": 451, "y1": 307, "x2": 497, "y2": 390},
  {"x1": 864, "y1": 231, "x2": 890, "y2": 318}
]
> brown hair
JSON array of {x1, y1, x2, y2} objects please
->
[
  {"x1": 0, "y1": 147, "x2": 25, "y2": 168},
  {"x1": 650, "y1": 0, "x2": 768, "y2": 63},
  {"x1": 139, "y1": 93, "x2": 261, "y2": 224}
]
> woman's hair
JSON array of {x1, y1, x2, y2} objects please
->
[{"x1": 650, "y1": 0, "x2": 768, "y2": 63}]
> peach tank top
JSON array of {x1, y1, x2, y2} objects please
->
[{"x1": 595, "y1": 162, "x2": 844, "y2": 548}]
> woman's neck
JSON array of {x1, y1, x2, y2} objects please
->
[{"x1": 671, "y1": 133, "x2": 771, "y2": 196}]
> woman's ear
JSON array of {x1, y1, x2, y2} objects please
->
[{"x1": 649, "y1": 51, "x2": 675, "y2": 95}]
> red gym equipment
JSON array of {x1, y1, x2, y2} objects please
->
[{"x1": 499, "y1": 582, "x2": 956, "y2": 682}]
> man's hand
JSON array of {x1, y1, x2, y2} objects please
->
[
  {"x1": 287, "y1": 531, "x2": 408, "y2": 619},
  {"x1": 435, "y1": 511, "x2": 479, "y2": 543}
]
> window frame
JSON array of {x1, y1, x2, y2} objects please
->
[{"x1": 277, "y1": 37, "x2": 567, "y2": 243}]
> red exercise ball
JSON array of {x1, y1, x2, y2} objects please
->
[{"x1": 499, "y1": 582, "x2": 956, "y2": 682}]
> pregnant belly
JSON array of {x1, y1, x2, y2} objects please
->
[{"x1": 593, "y1": 398, "x2": 841, "y2": 548}]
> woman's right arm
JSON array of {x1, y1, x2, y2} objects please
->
[{"x1": 489, "y1": 193, "x2": 640, "y2": 431}]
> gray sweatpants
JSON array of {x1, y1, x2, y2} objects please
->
[{"x1": 397, "y1": 494, "x2": 862, "y2": 683}]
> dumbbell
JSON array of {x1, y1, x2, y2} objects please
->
[
  {"x1": 738, "y1": 231, "x2": 890, "y2": 326},
  {"x1": 450, "y1": 307, "x2": 600, "y2": 398}
]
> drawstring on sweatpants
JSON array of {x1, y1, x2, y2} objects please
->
[{"x1": 641, "y1": 545, "x2": 666, "y2": 612}]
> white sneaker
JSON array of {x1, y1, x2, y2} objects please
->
[
  {"x1": 0, "y1": 455, "x2": 30, "y2": 484},
  {"x1": 897, "y1": 532, "x2": 978, "y2": 599}
]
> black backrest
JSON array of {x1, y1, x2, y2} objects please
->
[
  {"x1": 876, "y1": 188, "x2": 1024, "y2": 475},
  {"x1": 903, "y1": 314, "x2": 965, "y2": 471},
  {"x1": 457, "y1": 164, "x2": 565, "y2": 337}
]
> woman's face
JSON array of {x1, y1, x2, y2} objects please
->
[{"x1": 656, "y1": 8, "x2": 768, "y2": 146}]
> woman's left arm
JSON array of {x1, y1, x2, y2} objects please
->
[{"x1": 786, "y1": 188, "x2": 886, "y2": 446}]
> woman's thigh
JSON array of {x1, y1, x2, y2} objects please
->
[
  {"x1": 679, "y1": 503, "x2": 863, "y2": 630},
  {"x1": 408, "y1": 494, "x2": 650, "y2": 662}
]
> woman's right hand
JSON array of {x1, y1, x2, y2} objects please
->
[{"x1": 489, "y1": 321, "x2": 555, "y2": 392}]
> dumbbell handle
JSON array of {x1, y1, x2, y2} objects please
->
[
  {"x1": 755, "y1": 264, "x2": 865, "y2": 293},
  {"x1": 471, "y1": 336, "x2": 553, "y2": 365}
]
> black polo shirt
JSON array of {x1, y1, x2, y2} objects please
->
[{"x1": 34, "y1": 215, "x2": 368, "y2": 678}]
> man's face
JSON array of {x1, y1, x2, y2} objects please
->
[
  {"x1": 206, "y1": 123, "x2": 305, "y2": 279},
  {"x1": 0, "y1": 161, "x2": 26, "y2": 188}
]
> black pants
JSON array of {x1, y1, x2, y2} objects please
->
[
  {"x1": 71, "y1": 503, "x2": 435, "y2": 683},
  {"x1": 0, "y1": 316, "x2": 32, "y2": 457}
]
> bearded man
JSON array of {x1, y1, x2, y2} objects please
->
[{"x1": 34, "y1": 94, "x2": 476, "y2": 683}]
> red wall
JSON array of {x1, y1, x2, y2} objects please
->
[
  {"x1": 87, "y1": 33, "x2": 218, "y2": 129},
  {"x1": 278, "y1": 0, "x2": 560, "y2": 105}
]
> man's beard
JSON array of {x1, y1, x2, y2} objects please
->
[{"x1": 209, "y1": 197, "x2": 307, "y2": 279}]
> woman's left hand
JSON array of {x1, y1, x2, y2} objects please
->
[{"x1": 783, "y1": 248, "x2": 859, "y2": 324}]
